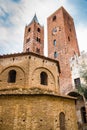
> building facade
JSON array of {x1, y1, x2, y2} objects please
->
[
  {"x1": 0, "y1": 6, "x2": 84, "y2": 130},
  {"x1": 47, "y1": 7, "x2": 80, "y2": 94},
  {"x1": 23, "y1": 14, "x2": 44, "y2": 55},
  {"x1": 0, "y1": 52, "x2": 78, "y2": 130}
]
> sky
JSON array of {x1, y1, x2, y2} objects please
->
[{"x1": 0, "y1": 0, "x2": 87, "y2": 55}]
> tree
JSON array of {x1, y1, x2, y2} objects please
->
[{"x1": 78, "y1": 63, "x2": 87, "y2": 99}]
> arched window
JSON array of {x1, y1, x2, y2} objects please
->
[
  {"x1": 8, "y1": 70, "x2": 16, "y2": 83},
  {"x1": 53, "y1": 15, "x2": 56, "y2": 21},
  {"x1": 40, "y1": 72, "x2": 48, "y2": 85},
  {"x1": 81, "y1": 107, "x2": 86, "y2": 123},
  {"x1": 54, "y1": 51, "x2": 58, "y2": 58},
  {"x1": 37, "y1": 28, "x2": 40, "y2": 32},
  {"x1": 28, "y1": 27, "x2": 31, "y2": 32},
  {"x1": 59, "y1": 112, "x2": 65, "y2": 130},
  {"x1": 53, "y1": 39, "x2": 56, "y2": 46}
]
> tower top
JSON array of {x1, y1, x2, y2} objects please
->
[{"x1": 29, "y1": 14, "x2": 40, "y2": 25}]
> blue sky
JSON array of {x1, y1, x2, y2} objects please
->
[{"x1": 0, "y1": 0, "x2": 87, "y2": 55}]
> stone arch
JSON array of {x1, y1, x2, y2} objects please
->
[
  {"x1": 0, "y1": 65, "x2": 25, "y2": 88},
  {"x1": 0, "y1": 65, "x2": 25, "y2": 75},
  {"x1": 67, "y1": 91, "x2": 86, "y2": 126},
  {"x1": 31, "y1": 67, "x2": 56, "y2": 89}
]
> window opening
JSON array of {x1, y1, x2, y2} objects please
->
[
  {"x1": 36, "y1": 48, "x2": 40, "y2": 54},
  {"x1": 68, "y1": 36, "x2": 70, "y2": 41},
  {"x1": 26, "y1": 38, "x2": 30, "y2": 43},
  {"x1": 74, "y1": 78, "x2": 81, "y2": 89},
  {"x1": 8, "y1": 70, "x2": 16, "y2": 83},
  {"x1": 37, "y1": 28, "x2": 40, "y2": 32},
  {"x1": 53, "y1": 15, "x2": 56, "y2": 21},
  {"x1": 54, "y1": 52, "x2": 58, "y2": 58},
  {"x1": 40, "y1": 72, "x2": 48, "y2": 85},
  {"x1": 28, "y1": 28, "x2": 31, "y2": 32},
  {"x1": 59, "y1": 112, "x2": 65, "y2": 130},
  {"x1": 36, "y1": 37, "x2": 38, "y2": 42},
  {"x1": 53, "y1": 39, "x2": 56, "y2": 46},
  {"x1": 26, "y1": 48, "x2": 29, "y2": 52},
  {"x1": 81, "y1": 107, "x2": 86, "y2": 123}
]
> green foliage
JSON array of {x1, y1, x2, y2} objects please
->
[{"x1": 78, "y1": 63, "x2": 87, "y2": 99}]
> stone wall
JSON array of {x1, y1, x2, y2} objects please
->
[
  {"x1": 0, "y1": 53, "x2": 59, "y2": 94},
  {"x1": 0, "y1": 94, "x2": 78, "y2": 130}
]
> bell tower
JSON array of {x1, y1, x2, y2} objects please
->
[
  {"x1": 23, "y1": 14, "x2": 44, "y2": 55},
  {"x1": 47, "y1": 7, "x2": 80, "y2": 94}
]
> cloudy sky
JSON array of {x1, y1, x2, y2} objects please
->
[{"x1": 0, "y1": 0, "x2": 87, "y2": 55}]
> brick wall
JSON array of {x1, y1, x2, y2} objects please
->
[{"x1": 47, "y1": 7, "x2": 80, "y2": 94}]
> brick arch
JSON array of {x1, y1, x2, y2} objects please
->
[
  {"x1": 31, "y1": 67, "x2": 56, "y2": 90},
  {"x1": 0, "y1": 65, "x2": 25, "y2": 89},
  {"x1": 0, "y1": 65, "x2": 25, "y2": 75}
]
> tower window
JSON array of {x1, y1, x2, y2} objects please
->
[
  {"x1": 36, "y1": 48, "x2": 40, "y2": 54},
  {"x1": 53, "y1": 15, "x2": 56, "y2": 21},
  {"x1": 59, "y1": 112, "x2": 66, "y2": 130},
  {"x1": 53, "y1": 39, "x2": 56, "y2": 46},
  {"x1": 36, "y1": 37, "x2": 39, "y2": 42},
  {"x1": 74, "y1": 78, "x2": 81, "y2": 89},
  {"x1": 37, "y1": 28, "x2": 40, "y2": 32},
  {"x1": 8, "y1": 70, "x2": 16, "y2": 83},
  {"x1": 26, "y1": 38, "x2": 30, "y2": 43},
  {"x1": 40, "y1": 72, "x2": 48, "y2": 85},
  {"x1": 54, "y1": 52, "x2": 58, "y2": 58},
  {"x1": 68, "y1": 36, "x2": 70, "y2": 41},
  {"x1": 36, "y1": 37, "x2": 41, "y2": 43},
  {"x1": 26, "y1": 48, "x2": 29, "y2": 52},
  {"x1": 28, "y1": 28, "x2": 31, "y2": 32}
]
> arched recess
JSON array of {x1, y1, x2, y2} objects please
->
[
  {"x1": 0, "y1": 66, "x2": 25, "y2": 88},
  {"x1": 59, "y1": 112, "x2": 66, "y2": 130},
  {"x1": 67, "y1": 91, "x2": 86, "y2": 124},
  {"x1": 31, "y1": 67, "x2": 56, "y2": 88}
]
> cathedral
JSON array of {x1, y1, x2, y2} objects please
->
[{"x1": 0, "y1": 6, "x2": 84, "y2": 130}]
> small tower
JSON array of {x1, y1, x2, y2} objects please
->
[
  {"x1": 23, "y1": 14, "x2": 44, "y2": 55},
  {"x1": 47, "y1": 7, "x2": 80, "y2": 94}
]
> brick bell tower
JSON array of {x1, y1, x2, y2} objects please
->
[
  {"x1": 23, "y1": 14, "x2": 44, "y2": 55},
  {"x1": 47, "y1": 6, "x2": 80, "y2": 94}
]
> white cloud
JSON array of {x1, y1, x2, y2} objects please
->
[
  {"x1": 0, "y1": 0, "x2": 87, "y2": 55},
  {"x1": 76, "y1": 24, "x2": 87, "y2": 52}
]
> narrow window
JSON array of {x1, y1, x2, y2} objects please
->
[
  {"x1": 54, "y1": 52, "x2": 58, "y2": 58},
  {"x1": 59, "y1": 112, "x2": 65, "y2": 130},
  {"x1": 68, "y1": 36, "x2": 70, "y2": 41},
  {"x1": 26, "y1": 48, "x2": 29, "y2": 52},
  {"x1": 53, "y1": 15, "x2": 56, "y2": 21},
  {"x1": 81, "y1": 107, "x2": 86, "y2": 123},
  {"x1": 36, "y1": 37, "x2": 39, "y2": 42},
  {"x1": 37, "y1": 28, "x2": 40, "y2": 32},
  {"x1": 36, "y1": 48, "x2": 40, "y2": 54},
  {"x1": 8, "y1": 70, "x2": 16, "y2": 83},
  {"x1": 74, "y1": 78, "x2": 81, "y2": 89},
  {"x1": 53, "y1": 39, "x2": 56, "y2": 46},
  {"x1": 26, "y1": 38, "x2": 30, "y2": 43},
  {"x1": 40, "y1": 72, "x2": 48, "y2": 85},
  {"x1": 28, "y1": 28, "x2": 31, "y2": 32}
]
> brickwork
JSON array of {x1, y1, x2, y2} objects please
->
[
  {"x1": 47, "y1": 7, "x2": 80, "y2": 94},
  {"x1": 23, "y1": 16, "x2": 44, "y2": 55}
]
